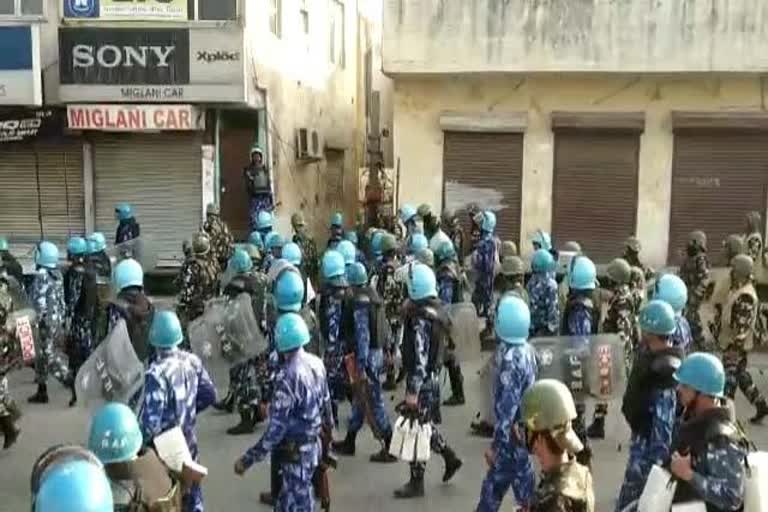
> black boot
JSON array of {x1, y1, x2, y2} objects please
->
[
  {"x1": 213, "y1": 392, "x2": 235, "y2": 413},
  {"x1": 370, "y1": 432, "x2": 398, "y2": 463},
  {"x1": 751, "y1": 399, "x2": 768, "y2": 424},
  {"x1": 393, "y1": 475, "x2": 424, "y2": 499},
  {"x1": 441, "y1": 447, "x2": 462, "y2": 482},
  {"x1": 331, "y1": 431, "x2": 356, "y2": 456},
  {"x1": 1, "y1": 416, "x2": 20, "y2": 449},
  {"x1": 587, "y1": 416, "x2": 605, "y2": 439},
  {"x1": 258, "y1": 492, "x2": 275, "y2": 506},
  {"x1": 27, "y1": 383, "x2": 48, "y2": 404},
  {"x1": 443, "y1": 364, "x2": 465, "y2": 406},
  {"x1": 68, "y1": 383, "x2": 77, "y2": 408},
  {"x1": 382, "y1": 373, "x2": 398, "y2": 391},
  {"x1": 396, "y1": 368, "x2": 406, "y2": 384},
  {"x1": 227, "y1": 409, "x2": 256, "y2": 435}
]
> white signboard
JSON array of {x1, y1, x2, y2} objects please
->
[{"x1": 67, "y1": 104, "x2": 205, "y2": 131}]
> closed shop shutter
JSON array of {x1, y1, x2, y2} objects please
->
[
  {"x1": 93, "y1": 134, "x2": 202, "y2": 263},
  {"x1": 0, "y1": 139, "x2": 84, "y2": 242},
  {"x1": 552, "y1": 130, "x2": 639, "y2": 263},
  {"x1": 442, "y1": 131, "x2": 523, "y2": 244},
  {"x1": 669, "y1": 130, "x2": 768, "y2": 264}
]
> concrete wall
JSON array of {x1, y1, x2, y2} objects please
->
[
  {"x1": 384, "y1": 0, "x2": 768, "y2": 74},
  {"x1": 393, "y1": 75, "x2": 765, "y2": 266}
]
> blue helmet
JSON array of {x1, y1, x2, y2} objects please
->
[
  {"x1": 282, "y1": 242, "x2": 303, "y2": 266},
  {"x1": 248, "y1": 231, "x2": 264, "y2": 250},
  {"x1": 654, "y1": 274, "x2": 688, "y2": 315},
  {"x1": 330, "y1": 212, "x2": 343, "y2": 228},
  {"x1": 481, "y1": 211, "x2": 497, "y2": 232},
  {"x1": 36, "y1": 241, "x2": 59, "y2": 269},
  {"x1": 257, "y1": 211, "x2": 274, "y2": 230},
  {"x1": 89, "y1": 233, "x2": 107, "y2": 252},
  {"x1": 149, "y1": 311, "x2": 183, "y2": 348},
  {"x1": 347, "y1": 262, "x2": 368, "y2": 286},
  {"x1": 435, "y1": 241, "x2": 457, "y2": 262},
  {"x1": 408, "y1": 233, "x2": 429, "y2": 255},
  {"x1": 345, "y1": 231, "x2": 358, "y2": 246},
  {"x1": 532, "y1": 230, "x2": 552, "y2": 251},
  {"x1": 639, "y1": 300, "x2": 676, "y2": 336},
  {"x1": 322, "y1": 250, "x2": 346, "y2": 279},
  {"x1": 265, "y1": 232, "x2": 284, "y2": 251},
  {"x1": 114, "y1": 258, "x2": 143, "y2": 291},
  {"x1": 408, "y1": 263, "x2": 437, "y2": 300},
  {"x1": 88, "y1": 403, "x2": 142, "y2": 464},
  {"x1": 531, "y1": 249, "x2": 554, "y2": 274},
  {"x1": 115, "y1": 203, "x2": 133, "y2": 221},
  {"x1": 337, "y1": 240, "x2": 356, "y2": 265},
  {"x1": 0, "y1": 237, "x2": 8, "y2": 251},
  {"x1": 399, "y1": 204, "x2": 417, "y2": 224},
  {"x1": 371, "y1": 231, "x2": 385, "y2": 257},
  {"x1": 274, "y1": 269, "x2": 304, "y2": 312},
  {"x1": 230, "y1": 247, "x2": 253, "y2": 274},
  {"x1": 674, "y1": 352, "x2": 725, "y2": 398},
  {"x1": 569, "y1": 256, "x2": 596, "y2": 290},
  {"x1": 67, "y1": 237, "x2": 88, "y2": 257},
  {"x1": 495, "y1": 295, "x2": 530, "y2": 345},
  {"x1": 35, "y1": 459, "x2": 113, "y2": 512},
  {"x1": 275, "y1": 312, "x2": 310, "y2": 353}
]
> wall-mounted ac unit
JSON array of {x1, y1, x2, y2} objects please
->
[{"x1": 296, "y1": 127, "x2": 323, "y2": 160}]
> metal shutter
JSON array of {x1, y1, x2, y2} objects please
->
[
  {"x1": 442, "y1": 132, "x2": 523, "y2": 244},
  {"x1": 669, "y1": 130, "x2": 768, "y2": 264},
  {"x1": 0, "y1": 140, "x2": 85, "y2": 243},
  {"x1": 93, "y1": 134, "x2": 202, "y2": 263},
  {"x1": 552, "y1": 130, "x2": 639, "y2": 263}
]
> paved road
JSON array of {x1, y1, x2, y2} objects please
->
[{"x1": 4, "y1": 355, "x2": 768, "y2": 511}]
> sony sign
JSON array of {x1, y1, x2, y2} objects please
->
[{"x1": 72, "y1": 45, "x2": 176, "y2": 69}]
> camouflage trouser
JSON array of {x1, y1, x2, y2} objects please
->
[
  {"x1": 409, "y1": 379, "x2": 448, "y2": 480},
  {"x1": 684, "y1": 301, "x2": 706, "y2": 351},
  {"x1": 230, "y1": 355, "x2": 268, "y2": 413},
  {"x1": 35, "y1": 323, "x2": 70, "y2": 386},
  {"x1": 0, "y1": 376, "x2": 16, "y2": 418},
  {"x1": 723, "y1": 344, "x2": 766, "y2": 405},
  {"x1": 66, "y1": 315, "x2": 94, "y2": 379}
]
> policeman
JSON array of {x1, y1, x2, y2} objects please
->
[
  {"x1": 560, "y1": 255, "x2": 598, "y2": 462},
  {"x1": 28, "y1": 241, "x2": 69, "y2": 405},
  {"x1": 415, "y1": 248, "x2": 435, "y2": 268},
  {"x1": 140, "y1": 311, "x2": 216, "y2": 512},
  {"x1": 247, "y1": 233, "x2": 265, "y2": 268},
  {"x1": 318, "y1": 250, "x2": 351, "y2": 425},
  {"x1": 399, "y1": 204, "x2": 419, "y2": 242},
  {"x1": 33, "y1": 456, "x2": 113, "y2": 512},
  {"x1": 501, "y1": 241, "x2": 518, "y2": 259},
  {"x1": 590, "y1": 258, "x2": 635, "y2": 439},
  {"x1": 407, "y1": 233, "x2": 428, "y2": 263},
  {"x1": 177, "y1": 233, "x2": 216, "y2": 334},
  {"x1": 244, "y1": 144, "x2": 274, "y2": 232},
  {"x1": 0, "y1": 259, "x2": 21, "y2": 449},
  {"x1": 0, "y1": 237, "x2": 23, "y2": 284},
  {"x1": 745, "y1": 211, "x2": 763, "y2": 263},
  {"x1": 476, "y1": 294, "x2": 536, "y2": 511},
  {"x1": 234, "y1": 313, "x2": 335, "y2": 512},
  {"x1": 114, "y1": 203, "x2": 141, "y2": 245},
  {"x1": 371, "y1": 233, "x2": 404, "y2": 391},
  {"x1": 255, "y1": 211, "x2": 275, "y2": 245},
  {"x1": 527, "y1": 249, "x2": 559, "y2": 337},
  {"x1": 202, "y1": 203, "x2": 235, "y2": 273},
  {"x1": 532, "y1": 230, "x2": 553, "y2": 252},
  {"x1": 616, "y1": 300, "x2": 681, "y2": 511},
  {"x1": 655, "y1": 274, "x2": 693, "y2": 354},
  {"x1": 679, "y1": 230, "x2": 710, "y2": 352},
  {"x1": 669, "y1": 353, "x2": 747, "y2": 510},
  {"x1": 473, "y1": 211, "x2": 498, "y2": 339},
  {"x1": 435, "y1": 241, "x2": 466, "y2": 406},
  {"x1": 263, "y1": 232, "x2": 285, "y2": 273},
  {"x1": 87, "y1": 232, "x2": 112, "y2": 280},
  {"x1": 328, "y1": 212, "x2": 344, "y2": 250},
  {"x1": 522, "y1": 380, "x2": 595, "y2": 512},
  {"x1": 467, "y1": 203, "x2": 482, "y2": 252},
  {"x1": 63, "y1": 236, "x2": 98, "y2": 407},
  {"x1": 441, "y1": 208, "x2": 465, "y2": 260},
  {"x1": 281, "y1": 242, "x2": 313, "y2": 304},
  {"x1": 89, "y1": 402, "x2": 179, "y2": 510},
  {"x1": 345, "y1": 231, "x2": 368, "y2": 266},
  {"x1": 369, "y1": 230, "x2": 386, "y2": 273},
  {"x1": 712, "y1": 254, "x2": 768, "y2": 423},
  {"x1": 337, "y1": 239, "x2": 358, "y2": 275},
  {"x1": 724, "y1": 233, "x2": 745, "y2": 263},
  {"x1": 623, "y1": 236, "x2": 654, "y2": 281},
  {"x1": 495, "y1": 256, "x2": 528, "y2": 302},
  {"x1": 106, "y1": 259, "x2": 154, "y2": 365},
  {"x1": 291, "y1": 212, "x2": 319, "y2": 286}
]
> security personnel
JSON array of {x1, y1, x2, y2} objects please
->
[
  {"x1": 33, "y1": 456, "x2": 113, "y2": 512},
  {"x1": 0, "y1": 259, "x2": 21, "y2": 449},
  {"x1": 244, "y1": 144, "x2": 273, "y2": 232},
  {"x1": 501, "y1": 241, "x2": 518, "y2": 259},
  {"x1": 476, "y1": 294, "x2": 536, "y2": 511},
  {"x1": 282, "y1": 242, "x2": 314, "y2": 305},
  {"x1": 473, "y1": 211, "x2": 498, "y2": 342},
  {"x1": 369, "y1": 230, "x2": 386, "y2": 273},
  {"x1": 107, "y1": 259, "x2": 154, "y2": 364},
  {"x1": 679, "y1": 230, "x2": 710, "y2": 352},
  {"x1": 560, "y1": 255, "x2": 598, "y2": 463},
  {"x1": 202, "y1": 203, "x2": 235, "y2": 273},
  {"x1": 63, "y1": 236, "x2": 98, "y2": 407},
  {"x1": 655, "y1": 273, "x2": 693, "y2": 354},
  {"x1": 522, "y1": 380, "x2": 595, "y2": 512},
  {"x1": 140, "y1": 311, "x2": 216, "y2": 512},
  {"x1": 262, "y1": 232, "x2": 284, "y2": 274},
  {"x1": 745, "y1": 211, "x2": 763, "y2": 263},
  {"x1": 372, "y1": 233, "x2": 404, "y2": 391},
  {"x1": 616, "y1": 300, "x2": 681, "y2": 512},
  {"x1": 623, "y1": 236, "x2": 654, "y2": 281},
  {"x1": 87, "y1": 232, "x2": 112, "y2": 280},
  {"x1": 255, "y1": 211, "x2": 275, "y2": 246},
  {"x1": 328, "y1": 212, "x2": 344, "y2": 250},
  {"x1": 291, "y1": 212, "x2": 319, "y2": 287},
  {"x1": 88, "y1": 402, "x2": 179, "y2": 510},
  {"x1": 532, "y1": 230, "x2": 553, "y2": 253},
  {"x1": 528, "y1": 249, "x2": 559, "y2": 337},
  {"x1": 441, "y1": 208, "x2": 465, "y2": 260},
  {"x1": 114, "y1": 203, "x2": 141, "y2": 245},
  {"x1": 669, "y1": 353, "x2": 747, "y2": 511},
  {"x1": 337, "y1": 239, "x2": 358, "y2": 275},
  {"x1": 399, "y1": 204, "x2": 419, "y2": 244},
  {"x1": 712, "y1": 254, "x2": 768, "y2": 423},
  {"x1": 495, "y1": 256, "x2": 527, "y2": 302},
  {"x1": 435, "y1": 241, "x2": 466, "y2": 406},
  {"x1": 28, "y1": 241, "x2": 69, "y2": 405},
  {"x1": 234, "y1": 313, "x2": 335, "y2": 512},
  {"x1": 407, "y1": 233, "x2": 428, "y2": 264},
  {"x1": 332, "y1": 263, "x2": 396, "y2": 463},
  {"x1": 246, "y1": 236, "x2": 265, "y2": 269},
  {"x1": 0, "y1": 237, "x2": 23, "y2": 284},
  {"x1": 395, "y1": 264, "x2": 462, "y2": 499},
  {"x1": 467, "y1": 203, "x2": 482, "y2": 252},
  {"x1": 176, "y1": 233, "x2": 216, "y2": 334}
]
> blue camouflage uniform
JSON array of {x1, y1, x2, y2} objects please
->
[
  {"x1": 30, "y1": 268, "x2": 69, "y2": 385},
  {"x1": 472, "y1": 234, "x2": 497, "y2": 319},
  {"x1": 140, "y1": 348, "x2": 216, "y2": 512},
  {"x1": 477, "y1": 342, "x2": 537, "y2": 511},
  {"x1": 239, "y1": 348, "x2": 334, "y2": 512},
  {"x1": 672, "y1": 315, "x2": 693, "y2": 354},
  {"x1": 319, "y1": 285, "x2": 348, "y2": 425},
  {"x1": 527, "y1": 273, "x2": 559, "y2": 336}
]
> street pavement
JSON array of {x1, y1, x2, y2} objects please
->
[{"x1": 4, "y1": 354, "x2": 768, "y2": 511}]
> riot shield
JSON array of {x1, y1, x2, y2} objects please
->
[
  {"x1": 75, "y1": 319, "x2": 143, "y2": 408},
  {"x1": 529, "y1": 336, "x2": 592, "y2": 400},
  {"x1": 586, "y1": 334, "x2": 626, "y2": 400},
  {"x1": 474, "y1": 353, "x2": 496, "y2": 424},
  {"x1": 113, "y1": 237, "x2": 158, "y2": 272},
  {"x1": 267, "y1": 260, "x2": 296, "y2": 284},
  {"x1": 224, "y1": 292, "x2": 266, "y2": 356},
  {"x1": 445, "y1": 302, "x2": 480, "y2": 360},
  {"x1": 7, "y1": 308, "x2": 37, "y2": 365}
]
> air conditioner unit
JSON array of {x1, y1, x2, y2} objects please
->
[{"x1": 295, "y1": 127, "x2": 323, "y2": 160}]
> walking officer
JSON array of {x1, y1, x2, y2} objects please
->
[
  {"x1": 114, "y1": 203, "x2": 140, "y2": 245},
  {"x1": 679, "y1": 230, "x2": 710, "y2": 351},
  {"x1": 654, "y1": 274, "x2": 693, "y2": 354},
  {"x1": 435, "y1": 241, "x2": 466, "y2": 406},
  {"x1": 244, "y1": 144, "x2": 273, "y2": 232},
  {"x1": 527, "y1": 249, "x2": 559, "y2": 337}
]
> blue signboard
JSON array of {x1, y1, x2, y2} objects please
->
[
  {"x1": 0, "y1": 27, "x2": 33, "y2": 71},
  {"x1": 63, "y1": 0, "x2": 100, "y2": 18}
]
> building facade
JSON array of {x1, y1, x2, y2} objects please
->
[{"x1": 384, "y1": 0, "x2": 768, "y2": 266}]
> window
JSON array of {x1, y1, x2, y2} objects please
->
[
  {"x1": 191, "y1": 0, "x2": 238, "y2": 21},
  {"x1": 329, "y1": 0, "x2": 345, "y2": 67},
  {"x1": 269, "y1": 0, "x2": 282, "y2": 37},
  {"x1": 0, "y1": 0, "x2": 43, "y2": 16},
  {"x1": 300, "y1": 0, "x2": 309, "y2": 35}
]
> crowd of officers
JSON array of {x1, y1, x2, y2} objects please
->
[{"x1": 0, "y1": 198, "x2": 765, "y2": 512}]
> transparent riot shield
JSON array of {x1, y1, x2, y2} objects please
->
[
  {"x1": 224, "y1": 292, "x2": 266, "y2": 357},
  {"x1": 75, "y1": 319, "x2": 143, "y2": 409},
  {"x1": 475, "y1": 352, "x2": 496, "y2": 424},
  {"x1": 267, "y1": 260, "x2": 297, "y2": 284},
  {"x1": 445, "y1": 302, "x2": 480, "y2": 361},
  {"x1": 113, "y1": 237, "x2": 158, "y2": 272},
  {"x1": 587, "y1": 334, "x2": 626, "y2": 400},
  {"x1": 5, "y1": 280, "x2": 37, "y2": 365},
  {"x1": 530, "y1": 336, "x2": 591, "y2": 400}
]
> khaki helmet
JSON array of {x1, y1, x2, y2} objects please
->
[
  {"x1": 562, "y1": 241, "x2": 582, "y2": 253},
  {"x1": 522, "y1": 379, "x2": 583, "y2": 454},
  {"x1": 501, "y1": 241, "x2": 518, "y2": 259},
  {"x1": 192, "y1": 233, "x2": 211, "y2": 256},
  {"x1": 291, "y1": 212, "x2": 306, "y2": 228},
  {"x1": 724, "y1": 234, "x2": 745, "y2": 259},
  {"x1": 206, "y1": 203, "x2": 219, "y2": 216},
  {"x1": 624, "y1": 236, "x2": 641, "y2": 253},
  {"x1": 381, "y1": 233, "x2": 398, "y2": 254},
  {"x1": 441, "y1": 208, "x2": 457, "y2": 226},
  {"x1": 731, "y1": 254, "x2": 754, "y2": 281},
  {"x1": 501, "y1": 256, "x2": 525, "y2": 276},
  {"x1": 416, "y1": 248, "x2": 434, "y2": 267},
  {"x1": 245, "y1": 243, "x2": 262, "y2": 262},
  {"x1": 417, "y1": 203, "x2": 432, "y2": 219},
  {"x1": 688, "y1": 230, "x2": 708, "y2": 251},
  {"x1": 606, "y1": 258, "x2": 632, "y2": 285}
]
